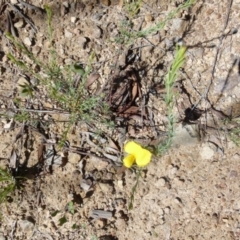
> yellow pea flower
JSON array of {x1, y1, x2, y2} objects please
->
[{"x1": 123, "y1": 141, "x2": 152, "y2": 168}]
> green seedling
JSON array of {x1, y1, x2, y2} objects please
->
[
  {"x1": 6, "y1": 5, "x2": 113, "y2": 147},
  {"x1": 19, "y1": 83, "x2": 34, "y2": 97},
  {"x1": 118, "y1": 0, "x2": 196, "y2": 45},
  {"x1": 0, "y1": 168, "x2": 16, "y2": 205},
  {"x1": 122, "y1": 46, "x2": 186, "y2": 209},
  {"x1": 156, "y1": 45, "x2": 187, "y2": 155},
  {"x1": 68, "y1": 201, "x2": 75, "y2": 215},
  {"x1": 124, "y1": 0, "x2": 143, "y2": 19}
]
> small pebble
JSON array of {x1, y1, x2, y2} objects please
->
[
  {"x1": 156, "y1": 178, "x2": 166, "y2": 187},
  {"x1": 71, "y1": 17, "x2": 77, "y2": 23},
  {"x1": 159, "y1": 218, "x2": 165, "y2": 225},
  {"x1": 200, "y1": 145, "x2": 215, "y2": 160},
  {"x1": 65, "y1": 29, "x2": 73, "y2": 38},
  {"x1": 62, "y1": 1, "x2": 69, "y2": 8},
  {"x1": 169, "y1": 166, "x2": 178, "y2": 176},
  {"x1": 117, "y1": 180, "x2": 123, "y2": 189},
  {"x1": 100, "y1": 0, "x2": 110, "y2": 6},
  {"x1": 68, "y1": 152, "x2": 81, "y2": 164},
  {"x1": 14, "y1": 19, "x2": 24, "y2": 28},
  {"x1": 164, "y1": 207, "x2": 170, "y2": 215},
  {"x1": 23, "y1": 37, "x2": 32, "y2": 46},
  {"x1": 171, "y1": 18, "x2": 184, "y2": 31},
  {"x1": 145, "y1": 14, "x2": 153, "y2": 22},
  {"x1": 99, "y1": 183, "x2": 113, "y2": 193},
  {"x1": 19, "y1": 220, "x2": 34, "y2": 232},
  {"x1": 158, "y1": 208, "x2": 164, "y2": 216}
]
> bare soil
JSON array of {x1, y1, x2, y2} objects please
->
[{"x1": 1, "y1": 0, "x2": 240, "y2": 239}]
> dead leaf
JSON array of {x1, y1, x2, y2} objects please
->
[
  {"x1": 108, "y1": 138, "x2": 119, "y2": 151},
  {"x1": 9, "y1": 148, "x2": 18, "y2": 169},
  {"x1": 37, "y1": 142, "x2": 44, "y2": 164},
  {"x1": 85, "y1": 72, "x2": 100, "y2": 88},
  {"x1": 123, "y1": 106, "x2": 139, "y2": 114},
  {"x1": 131, "y1": 82, "x2": 138, "y2": 101}
]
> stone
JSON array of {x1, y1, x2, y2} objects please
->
[
  {"x1": 62, "y1": 1, "x2": 69, "y2": 8},
  {"x1": 171, "y1": 18, "x2": 184, "y2": 31},
  {"x1": 155, "y1": 178, "x2": 166, "y2": 187},
  {"x1": 0, "y1": 233, "x2": 6, "y2": 240},
  {"x1": 86, "y1": 26, "x2": 102, "y2": 39},
  {"x1": 200, "y1": 145, "x2": 215, "y2": 160},
  {"x1": 23, "y1": 37, "x2": 32, "y2": 46},
  {"x1": 68, "y1": 152, "x2": 81, "y2": 164},
  {"x1": 19, "y1": 220, "x2": 34, "y2": 232},
  {"x1": 65, "y1": 29, "x2": 73, "y2": 38},
  {"x1": 79, "y1": 36, "x2": 87, "y2": 49},
  {"x1": 101, "y1": 0, "x2": 110, "y2": 6},
  {"x1": 99, "y1": 183, "x2": 113, "y2": 193},
  {"x1": 14, "y1": 19, "x2": 24, "y2": 28},
  {"x1": 145, "y1": 14, "x2": 153, "y2": 22},
  {"x1": 71, "y1": 17, "x2": 77, "y2": 23}
]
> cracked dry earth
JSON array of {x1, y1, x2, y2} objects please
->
[{"x1": 1, "y1": 0, "x2": 240, "y2": 240}]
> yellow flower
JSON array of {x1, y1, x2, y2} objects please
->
[{"x1": 123, "y1": 141, "x2": 152, "y2": 168}]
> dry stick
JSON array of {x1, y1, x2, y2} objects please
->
[{"x1": 192, "y1": 0, "x2": 233, "y2": 110}]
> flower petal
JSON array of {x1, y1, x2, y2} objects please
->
[
  {"x1": 123, "y1": 154, "x2": 135, "y2": 168},
  {"x1": 124, "y1": 141, "x2": 142, "y2": 155},
  {"x1": 135, "y1": 148, "x2": 152, "y2": 167}
]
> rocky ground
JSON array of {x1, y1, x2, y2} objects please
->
[{"x1": 0, "y1": 0, "x2": 240, "y2": 239}]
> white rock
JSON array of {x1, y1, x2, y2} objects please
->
[
  {"x1": 62, "y1": 1, "x2": 69, "y2": 8},
  {"x1": 65, "y1": 29, "x2": 73, "y2": 38},
  {"x1": 117, "y1": 180, "x2": 123, "y2": 189},
  {"x1": 71, "y1": 17, "x2": 77, "y2": 23},
  {"x1": 155, "y1": 178, "x2": 165, "y2": 187},
  {"x1": 80, "y1": 179, "x2": 92, "y2": 191},
  {"x1": 200, "y1": 145, "x2": 215, "y2": 160},
  {"x1": 68, "y1": 152, "x2": 81, "y2": 164},
  {"x1": 171, "y1": 18, "x2": 184, "y2": 31},
  {"x1": 3, "y1": 118, "x2": 14, "y2": 129},
  {"x1": 158, "y1": 208, "x2": 164, "y2": 216},
  {"x1": 23, "y1": 37, "x2": 32, "y2": 46},
  {"x1": 14, "y1": 19, "x2": 24, "y2": 28},
  {"x1": 164, "y1": 207, "x2": 170, "y2": 215},
  {"x1": 19, "y1": 220, "x2": 34, "y2": 232},
  {"x1": 87, "y1": 26, "x2": 102, "y2": 39}
]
